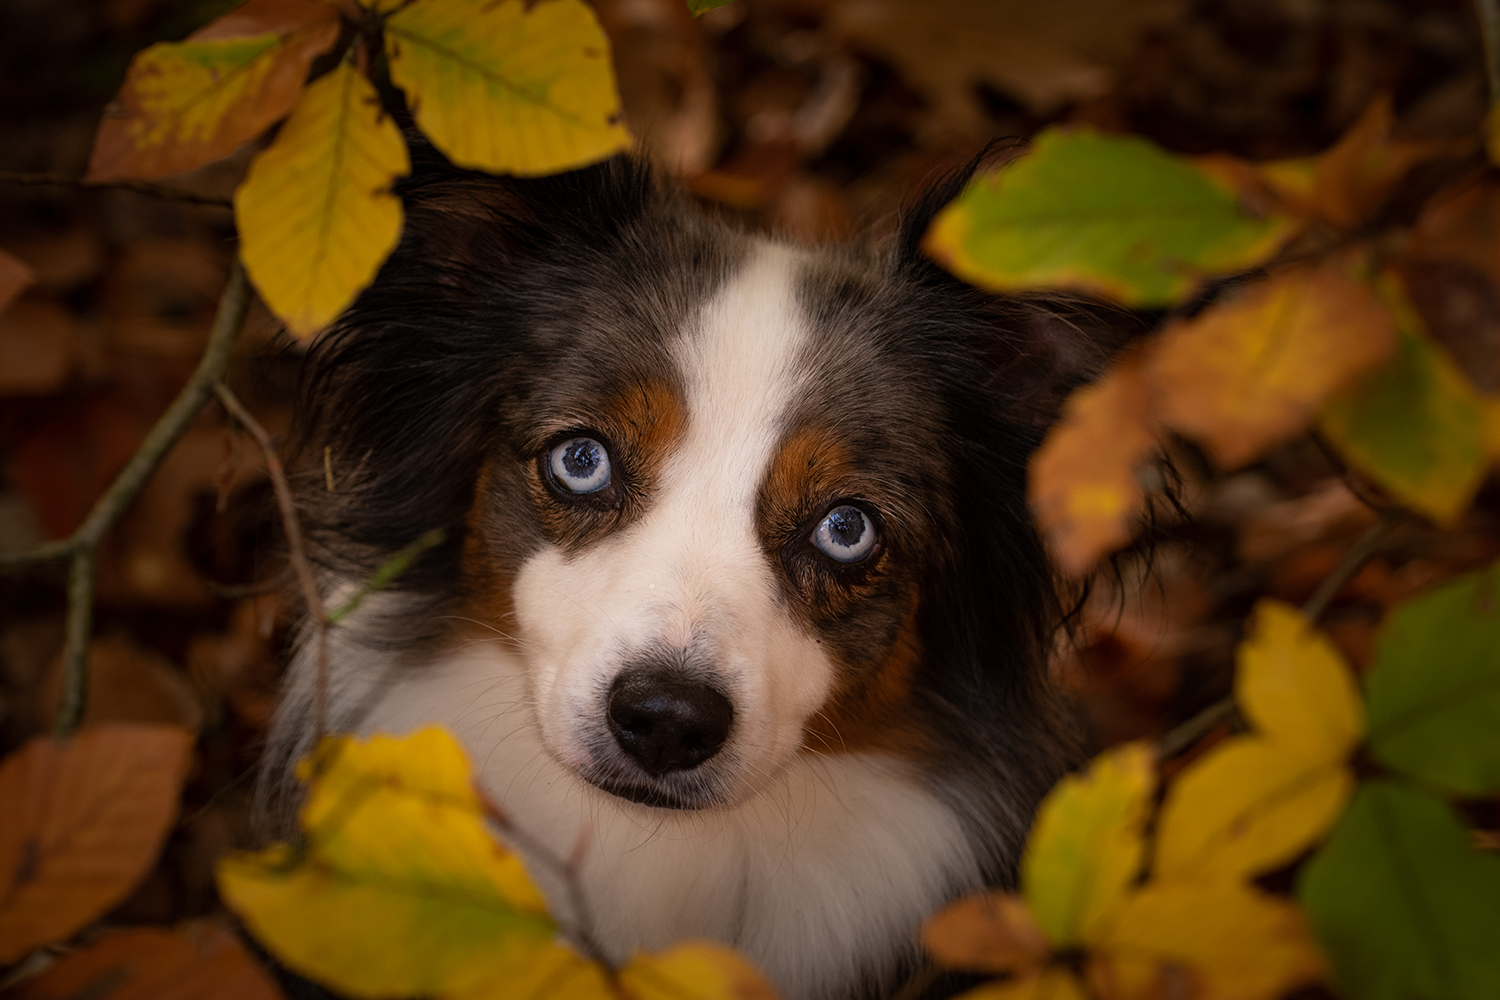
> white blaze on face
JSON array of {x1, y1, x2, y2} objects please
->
[{"x1": 511, "y1": 241, "x2": 839, "y2": 796}]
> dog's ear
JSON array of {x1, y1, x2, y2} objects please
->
[{"x1": 894, "y1": 152, "x2": 1144, "y2": 430}]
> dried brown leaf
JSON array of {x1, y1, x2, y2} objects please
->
[
  {"x1": 0, "y1": 247, "x2": 37, "y2": 314},
  {"x1": 0, "y1": 724, "x2": 194, "y2": 962},
  {"x1": 922, "y1": 891, "x2": 1051, "y2": 974}
]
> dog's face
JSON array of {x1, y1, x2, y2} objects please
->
[
  {"x1": 472, "y1": 240, "x2": 956, "y2": 810},
  {"x1": 303, "y1": 156, "x2": 1084, "y2": 817}
]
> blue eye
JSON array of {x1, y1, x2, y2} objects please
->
[
  {"x1": 549, "y1": 437, "x2": 611, "y2": 494},
  {"x1": 812, "y1": 505, "x2": 876, "y2": 562}
]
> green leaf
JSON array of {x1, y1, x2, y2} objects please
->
[
  {"x1": 1364, "y1": 561, "x2": 1500, "y2": 796},
  {"x1": 1298, "y1": 781, "x2": 1500, "y2": 1000},
  {"x1": 1318, "y1": 319, "x2": 1487, "y2": 526},
  {"x1": 686, "y1": 0, "x2": 738, "y2": 13},
  {"x1": 923, "y1": 129, "x2": 1295, "y2": 307}
]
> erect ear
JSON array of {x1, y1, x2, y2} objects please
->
[{"x1": 895, "y1": 150, "x2": 1144, "y2": 430}]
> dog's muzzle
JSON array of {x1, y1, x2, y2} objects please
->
[{"x1": 606, "y1": 668, "x2": 733, "y2": 775}]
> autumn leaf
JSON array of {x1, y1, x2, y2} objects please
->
[
  {"x1": 1364, "y1": 560, "x2": 1500, "y2": 797},
  {"x1": 1298, "y1": 781, "x2": 1500, "y2": 1000},
  {"x1": 0, "y1": 247, "x2": 37, "y2": 314},
  {"x1": 234, "y1": 61, "x2": 409, "y2": 338},
  {"x1": 1318, "y1": 294, "x2": 1487, "y2": 525},
  {"x1": 1148, "y1": 259, "x2": 1396, "y2": 470},
  {"x1": 686, "y1": 0, "x2": 740, "y2": 13},
  {"x1": 1028, "y1": 349, "x2": 1156, "y2": 576},
  {"x1": 924, "y1": 129, "x2": 1296, "y2": 307},
  {"x1": 1306, "y1": 97, "x2": 1461, "y2": 230},
  {"x1": 87, "y1": 0, "x2": 340, "y2": 182},
  {"x1": 384, "y1": 0, "x2": 631, "y2": 176},
  {"x1": 922, "y1": 890, "x2": 1051, "y2": 975},
  {"x1": 12, "y1": 920, "x2": 285, "y2": 1000},
  {"x1": 620, "y1": 942, "x2": 782, "y2": 1000},
  {"x1": 0, "y1": 724, "x2": 194, "y2": 963},
  {"x1": 1022, "y1": 742, "x2": 1154, "y2": 946},
  {"x1": 217, "y1": 728, "x2": 555, "y2": 998},
  {"x1": 1155, "y1": 601, "x2": 1362, "y2": 881}
]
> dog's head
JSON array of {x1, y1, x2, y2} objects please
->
[{"x1": 294, "y1": 152, "x2": 1106, "y2": 813}]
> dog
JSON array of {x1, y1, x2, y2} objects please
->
[{"x1": 259, "y1": 146, "x2": 1094, "y2": 1000}]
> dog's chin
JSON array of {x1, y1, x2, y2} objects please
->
[{"x1": 582, "y1": 769, "x2": 725, "y2": 811}]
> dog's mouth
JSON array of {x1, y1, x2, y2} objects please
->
[{"x1": 590, "y1": 775, "x2": 701, "y2": 810}]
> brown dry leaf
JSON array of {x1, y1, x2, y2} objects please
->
[
  {"x1": 87, "y1": 0, "x2": 340, "y2": 181},
  {"x1": 1029, "y1": 349, "x2": 1157, "y2": 576},
  {"x1": 0, "y1": 723, "x2": 194, "y2": 962},
  {"x1": 1307, "y1": 97, "x2": 1462, "y2": 229},
  {"x1": 923, "y1": 890, "x2": 1051, "y2": 975},
  {"x1": 0, "y1": 300, "x2": 79, "y2": 397},
  {"x1": 0, "y1": 247, "x2": 37, "y2": 313},
  {"x1": 35, "y1": 637, "x2": 205, "y2": 734},
  {"x1": 13, "y1": 920, "x2": 285, "y2": 1000},
  {"x1": 1148, "y1": 260, "x2": 1396, "y2": 469}
]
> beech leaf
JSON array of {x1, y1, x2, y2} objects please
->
[
  {"x1": 1021, "y1": 742, "x2": 1154, "y2": 947},
  {"x1": 922, "y1": 890, "x2": 1052, "y2": 975},
  {"x1": 1298, "y1": 781, "x2": 1500, "y2": 1000},
  {"x1": 87, "y1": 0, "x2": 339, "y2": 181},
  {"x1": 12, "y1": 921, "x2": 285, "y2": 1000},
  {"x1": 923, "y1": 129, "x2": 1296, "y2": 307},
  {"x1": 384, "y1": 0, "x2": 631, "y2": 176},
  {"x1": 1365, "y1": 561, "x2": 1500, "y2": 796},
  {"x1": 1148, "y1": 261, "x2": 1396, "y2": 470},
  {"x1": 217, "y1": 728, "x2": 555, "y2": 999},
  {"x1": 1319, "y1": 320, "x2": 1487, "y2": 526},
  {"x1": 0, "y1": 724, "x2": 194, "y2": 963},
  {"x1": 234, "y1": 61, "x2": 410, "y2": 338},
  {"x1": 1028, "y1": 348, "x2": 1156, "y2": 576}
]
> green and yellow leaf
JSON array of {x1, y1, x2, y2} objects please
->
[
  {"x1": 923, "y1": 129, "x2": 1296, "y2": 307},
  {"x1": 87, "y1": 0, "x2": 340, "y2": 181},
  {"x1": 1235, "y1": 600, "x2": 1364, "y2": 757},
  {"x1": 1147, "y1": 261, "x2": 1396, "y2": 470},
  {"x1": 1319, "y1": 291, "x2": 1487, "y2": 525},
  {"x1": 1021, "y1": 742, "x2": 1154, "y2": 947},
  {"x1": 385, "y1": 0, "x2": 630, "y2": 176},
  {"x1": 234, "y1": 61, "x2": 409, "y2": 338}
]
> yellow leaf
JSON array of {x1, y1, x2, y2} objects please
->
[
  {"x1": 1235, "y1": 600, "x2": 1365, "y2": 758},
  {"x1": 384, "y1": 0, "x2": 631, "y2": 176},
  {"x1": 216, "y1": 728, "x2": 556, "y2": 999},
  {"x1": 1094, "y1": 883, "x2": 1325, "y2": 1000},
  {"x1": 1154, "y1": 737, "x2": 1354, "y2": 881},
  {"x1": 922, "y1": 891, "x2": 1052, "y2": 974},
  {"x1": 1147, "y1": 260, "x2": 1396, "y2": 470},
  {"x1": 1022, "y1": 743, "x2": 1154, "y2": 947},
  {"x1": 87, "y1": 0, "x2": 340, "y2": 181},
  {"x1": 619, "y1": 941, "x2": 782, "y2": 1000},
  {"x1": 953, "y1": 969, "x2": 1089, "y2": 1000},
  {"x1": 235, "y1": 61, "x2": 409, "y2": 337},
  {"x1": 452, "y1": 942, "x2": 612, "y2": 1000},
  {"x1": 1028, "y1": 349, "x2": 1157, "y2": 577}
]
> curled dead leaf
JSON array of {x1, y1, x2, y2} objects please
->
[{"x1": 922, "y1": 890, "x2": 1051, "y2": 974}]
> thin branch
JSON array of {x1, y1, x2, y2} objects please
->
[
  {"x1": 1477, "y1": 0, "x2": 1500, "y2": 107},
  {"x1": 42, "y1": 261, "x2": 252, "y2": 735},
  {"x1": 214, "y1": 381, "x2": 332, "y2": 740},
  {"x1": 0, "y1": 170, "x2": 233, "y2": 208},
  {"x1": 1155, "y1": 509, "x2": 1401, "y2": 761}
]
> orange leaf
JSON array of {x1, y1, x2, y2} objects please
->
[
  {"x1": 1308, "y1": 96, "x2": 1463, "y2": 229},
  {"x1": 1148, "y1": 259, "x2": 1396, "y2": 469},
  {"x1": 0, "y1": 724, "x2": 194, "y2": 962},
  {"x1": 13, "y1": 921, "x2": 284, "y2": 1000},
  {"x1": 1029, "y1": 349, "x2": 1157, "y2": 576},
  {"x1": 0, "y1": 248, "x2": 36, "y2": 314},
  {"x1": 87, "y1": 0, "x2": 339, "y2": 181},
  {"x1": 923, "y1": 890, "x2": 1051, "y2": 975}
]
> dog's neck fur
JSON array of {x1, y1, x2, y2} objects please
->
[{"x1": 265, "y1": 603, "x2": 984, "y2": 1000}]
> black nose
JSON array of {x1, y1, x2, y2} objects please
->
[{"x1": 606, "y1": 670, "x2": 733, "y2": 776}]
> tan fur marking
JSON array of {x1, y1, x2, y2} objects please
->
[{"x1": 803, "y1": 600, "x2": 926, "y2": 755}]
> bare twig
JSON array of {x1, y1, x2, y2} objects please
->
[
  {"x1": 1477, "y1": 0, "x2": 1500, "y2": 106},
  {"x1": 1155, "y1": 509, "x2": 1401, "y2": 760},
  {"x1": 0, "y1": 170, "x2": 233, "y2": 208},
  {"x1": 214, "y1": 381, "x2": 332, "y2": 740},
  {"x1": 0, "y1": 262, "x2": 253, "y2": 734}
]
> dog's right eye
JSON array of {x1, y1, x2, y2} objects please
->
[{"x1": 548, "y1": 437, "x2": 612, "y2": 494}]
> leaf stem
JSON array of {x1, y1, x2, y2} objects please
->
[
  {"x1": 20, "y1": 261, "x2": 252, "y2": 735},
  {"x1": 0, "y1": 170, "x2": 233, "y2": 208}
]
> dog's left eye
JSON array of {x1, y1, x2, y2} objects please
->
[
  {"x1": 812, "y1": 505, "x2": 876, "y2": 562},
  {"x1": 548, "y1": 437, "x2": 612, "y2": 493}
]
